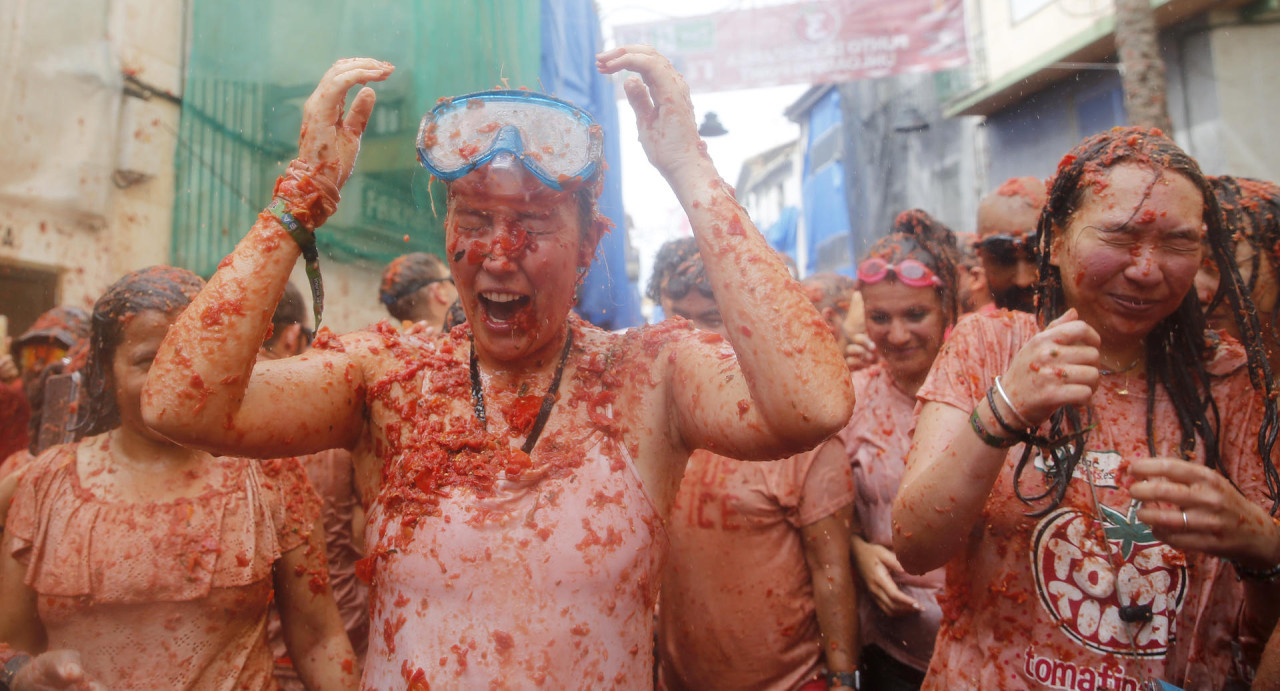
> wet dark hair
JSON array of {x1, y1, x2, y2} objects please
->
[
  {"x1": 380, "y1": 253, "x2": 451, "y2": 319},
  {"x1": 76, "y1": 266, "x2": 205, "y2": 437},
  {"x1": 1023, "y1": 127, "x2": 1279, "y2": 515},
  {"x1": 1209, "y1": 176, "x2": 1280, "y2": 346},
  {"x1": 443, "y1": 298, "x2": 468, "y2": 333},
  {"x1": 648, "y1": 237, "x2": 712, "y2": 303},
  {"x1": 861, "y1": 209, "x2": 961, "y2": 327}
]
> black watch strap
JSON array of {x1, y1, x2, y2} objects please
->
[
  {"x1": 0, "y1": 653, "x2": 31, "y2": 690},
  {"x1": 827, "y1": 669, "x2": 861, "y2": 690}
]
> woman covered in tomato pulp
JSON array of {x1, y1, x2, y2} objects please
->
[
  {"x1": 0, "y1": 267, "x2": 355, "y2": 691},
  {"x1": 140, "y1": 49, "x2": 853, "y2": 689},
  {"x1": 893, "y1": 128, "x2": 1280, "y2": 690}
]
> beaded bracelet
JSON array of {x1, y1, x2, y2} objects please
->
[
  {"x1": 970, "y1": 404, "x2": 1018, "y2": 449},
  {"x1": 1231, "y1": 559, "x2": 1280, "y2": 583},
  {"x1": 266, "y1": 197, "x2": 325, "y2": 330}
]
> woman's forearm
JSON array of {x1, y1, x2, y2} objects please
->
[
  {"x1": 893, "y1": 401, "x2": 1009, "y2": 574},
  {"x1": 291, "y1": 631, "x2": 359, "y2": 691},
  {"x1": 142, "y1": 216, "x2": 298, "y2": 440},
  {"x1": 802, "y1": 508, "x2": 859, "y2": 676},
  {"x1": 277, "y1": 532, "x2": 359, "y2": 691},
  {"x1": 673, "y1": 161, "x2": 853, "y2": 440}
]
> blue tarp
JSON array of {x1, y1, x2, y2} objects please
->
[
  {"x1": 801, "y1": 89, "x2": 854, "y2": 277},
  {"x1": 764, "y1": 205, "x2": 800, "y2": 259},
  {"x1": 541, "y1": 0, "x2": 644, "y2": 329}
]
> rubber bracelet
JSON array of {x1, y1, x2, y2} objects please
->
[
  {"x1": 970, "y1": 404, "x2": 1017, "y2": 448},
  {"x1": 266, "y1": 197, "x2": 325, "y2": 330},
  {"x1": 994, "y1": 375, "x2": 1033, "y2": 428},
  {"x1": 986, "y1": 385, "x2": 1032, "y2": 439}
]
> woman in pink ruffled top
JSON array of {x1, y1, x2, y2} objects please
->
[{"x1": 0, "y1": 267, "x2": 356, "y2": 690}]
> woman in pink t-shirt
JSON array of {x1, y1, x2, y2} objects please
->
[
  {"x1": 841, "y1": 210, "x2": 958, "y2": 690},
  {"x1": 894, "y1": 128, "x2": 1280, "y2": 690},
  {"x1": 0, "y1": 267, "x2": 356, "y2": 690}
]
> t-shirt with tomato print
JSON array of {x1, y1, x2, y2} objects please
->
[{"x1": 916, "y1": 309, "x2": 1271, "y2": 690}]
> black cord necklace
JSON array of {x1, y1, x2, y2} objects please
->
[{"x1": 470, "y1": 329, "x2": 574, "y2": 455}]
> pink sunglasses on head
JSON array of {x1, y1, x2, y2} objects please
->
[{"x1": 856, "y1": 258, "x2": 942, "y2": 288}]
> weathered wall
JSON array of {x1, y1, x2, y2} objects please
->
[{"x1": 0, "y1": 0, "x2": 182, "y2": 322}]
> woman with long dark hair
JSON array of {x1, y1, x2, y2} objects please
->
[
  {"x1": 892, "y1": 128, "x2": 1280, "y2": 689},
  {"x1": 840, "y1": 210, "x2": 957, "y2": 690},
  {"x1": 1197, "y1": 175, "x2": 1280, "y2": 375},
  {"x1": 0, "y1": 267, "x2": 356, "y2": 690}
]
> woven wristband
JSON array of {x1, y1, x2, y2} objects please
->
[{"x1": 266, "y1": 197, "x2": 324, "y2": 330}]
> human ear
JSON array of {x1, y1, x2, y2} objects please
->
[{"x1": 1048, "y1": 223, "x2": 1066, "y2": 268}]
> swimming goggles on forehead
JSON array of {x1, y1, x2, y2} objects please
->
[
  {"x1": 857, "y1": 258, "x2": 942, "y2": 288},
  {"x1": 977, "y1": 233, "x2": 1038, "y2": 265},
  {"x1": 416, "y1": 90, "x2": 604, "y2": 191}
]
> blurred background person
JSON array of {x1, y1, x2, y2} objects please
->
[
  {"x1": 955, "y1": 232, "x2": 992, "y2": 315},
  {"x1": 1197, "y1": 175, "x2": 1280, "y2": 375},
  {"x1": 651, "y1": 237, "x2": 859, "y2": 691},
  {"x1": 0, "y1": 308, "x2": 89, "y2": 466},
  {"x1": 974, "y1": 177, "x2": 1045, "y2": 313},
  {"x1": 802, "y1": 272, "x2": 857, "y2": 355},
  {"x1": 841, "y1": 209, "x2": 958, "y2": 691},
  {"x1": 0, "y1": 267, "x2": 356, "y2": 690},
  {"x1": 261, "y1": 283, "x2": 368, "y2": 689},
  {"x1": 378, "y1": 251, "x2": 457, "y2": 332},
  {"x1": 646, "y1": 237, "x2": 721, "y2": 331}
]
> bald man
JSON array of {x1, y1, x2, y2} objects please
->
[{"x1": 975, "y1": 177, "x2": 1045, "y2": 313}]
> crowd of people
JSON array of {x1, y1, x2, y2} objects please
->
[{"x1": 1, "y1": 44, "x2": 1279, "y2": 691}]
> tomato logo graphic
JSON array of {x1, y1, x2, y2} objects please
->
[{"x1": 1031, "y1": 503, "x2": 1186, "y2": 657}]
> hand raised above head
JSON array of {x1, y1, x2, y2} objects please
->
[
  {"x1": 596, "y1": 45, "x2": 709, "y2": 182},
  {"x1": 297, "y1": 58, "x2": 395, "y2": 191}
]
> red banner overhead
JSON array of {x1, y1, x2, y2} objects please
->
[{"x1": 614, "y1": 0, "x2": 968, "y2": 93}]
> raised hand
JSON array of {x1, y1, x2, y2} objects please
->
[
  {"x1": 844, "y1": 333, "x2": 878, "y2": 372},
  {"x1": 1129, "y1": 457, "x2": 1280, "y2": 568},
  {"x1": 596, "y1": 46, "x2": 709, "y2": 182},
  {"x1": 997, "y1": 309, "x2": 1101, "y2": 427},
  {"x1": 297, "y1": 58, "x2": 395, "y2": 192}
]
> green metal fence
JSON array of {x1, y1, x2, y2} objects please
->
[{"x1": 173, "y1": 0, "x2": 541, "y2": 276}]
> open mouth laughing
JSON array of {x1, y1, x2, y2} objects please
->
[{"x1": 479, "y1": 290, "x2": 532, "y2": 325}]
